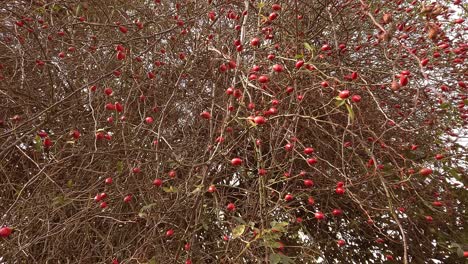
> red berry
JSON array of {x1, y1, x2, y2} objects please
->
[
  {"x1": 314, "y1": 212, "x2": 325, "y2": 220},
  {"x1": 123, "y1": 195, "x2": 132, "y2": 203},
  {"x1": 100, "y1": 201, "x2": 108, "y2": 208},
  {"x1": 335, "y1": 187, "x2": 345, "y2": 195},
  {"x1": 337, "y1": 240, "x2": 346, "y2": 247},
  {"x1": 254, "y1": 116, "x2": 266, "y2": 125},
  {"x1": 351, "y1": 95, "x2": 361, "y2": 103},
  {"x1": 208, "y1": 185, "x2": 216, "y2": 193},
  {"x1": 272, "y1": 64, "x2": 283, "y2": 72},
  {"x1": 43, "y1": 138, "x2": 53, "y2": 148},
  {"x1": 71, "y1": 130, "x2": 81, "y2": 139},
  {"x1": 304, "y1": 147, "x2": 314, "y2": 155},
  {"x1": 166, "y1": 229, "x2": 174, "y2": 237},
  {"x1": 226, "y1": 203, "x2": 236, "y2": 211},
  {"x1": 231, "y1": 158, "x2": 242, "y2": 166},
  {"x1": 168, "y1": 170, "x2": 176, "y2": 178},
  {"x1": 250, "y1": 37, "x2": 260, "y2": 46},
  {"x1": 0, "y1": 227, "x2": 12, "y2": 238},
  {"x1": 153, "y1": 178, "x2": 163, "y2": 187},
  {"x1": 307, "y1": 158, "x2": 317, "y2": 165},
  {"x1": 332, "y1": 209, "x2": 342, "y2": 216},
  {"x1": 269, "y1": 12, "x2": 278, "y2": 21},
  {"x1": 200, "y1": 111, "x2": 211, "y2": 119},
  {"x1": 272, "y1": 4, "x2": 281, "y2": 11},
  {"x1": 295, "y1": 60, "x2": 304, "y2": 69},
  {"x1": 105, "y1": 177, "x2": 113, "y2": 184},
  {"x1": 304, "y1": 179, "x2": 314, "y2": 188},
  {"x1": 284, "y1": 194, "x2": 294, "y2": 201},
  {"x1": 145, "y1": 117, "x2": 154, "y2": 124},
  {"x1": 419, "y1": 168, "x2": 433, "y2": 176},
  {"x1": 399, "y1": 75, "x2": 408, "y2": 86},
  {"x1": 118, "y1": 25, "x2": 128, "y2": 34},
  {"x1": 338, "y1": 90, "x2": 350, "y2": 99},
  {"x1": 258, "y1": 75, "x2": 269, "y2": 83}
]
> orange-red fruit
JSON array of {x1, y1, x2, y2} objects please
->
[
  {"x1": 226, "y1": 203, "x2": 236, "y2": 211},
  {"x1": 153, "y1": 178, "x2": 163, "y2": 187},
  {"x1": 230, "y1": 158, "x2": 242, "y2": 166},
  {"x1": 0, "y1": 227, "x2": 12, "y2": 238},
  {"x1": 304, "y1": 179, "x2": 314, "y2": 188},
  {"x1": 338, "y1": 90, "x2": 350, "y2": 99},
  {"x1": 254, "y1": 116, "x2": 266, "y2": 125},
  {"x1": 419, "y1": 168, "x2": 433, "y2": 176},
  {"x1": 200, "y1": 111, "x2": 211, "y2": 119}
]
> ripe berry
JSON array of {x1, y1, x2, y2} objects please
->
[
  {"x1": 272, "y1": 64, "x2": 283, "y2": 72},
  {"x1": 314, "y1": 212, "x2": 325, "y2": 220},
  {"x1": 335, "y1": 187, "x2": 345, "y2": 195},
  {"x1": 351, "y1": 95, "x2": 361, "y2": 103},
  {"x1": 338, "y1": 90, "x2": 350, "y2": 99},
  {"x1": 304, "y1": 147, "x2": 314, "y2": 155},
  {"x1": 250, "y1": 37, "x2": 260, "y2": 46},
  {"x1": 166, "y1": 229, "x2": 174, "y2": 237},
  {"x1": 332, "y1": 209, "x2": 342, "y2": 216},
  {"x1": 123, "y1": 195, "x2": 132, "y2": 203},
  {"x1": 254, "y1": 116, "x2": 266, "y2": 125},
  {"x1": 153, "y1": 178, "x2": 163, "y2": 187},
  {"x1": 304, "y1": 179, "x2": 314, "y2": 188},
  {"x1": 231, "y1": 158, "x2": 242, "y2": 166},
  {"x1": 419, "y1": 168, "x2": 433, "y2": 176},
  {"x1": 208, "y1": 185, "x2": 216, "y2": 193},
  {"x1": 227, "y1": 203, "x2": 236, "y2": 211},
  {"x1": 0, "y1": 227, "x2": 13, "y2": 238},
  {"x1": 200, "y1": 111, "x2": 211, "y2": 119}
]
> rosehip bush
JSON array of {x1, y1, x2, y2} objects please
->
[{"x1": 0, "y1": 0, "x2": 467, "y2": 263}]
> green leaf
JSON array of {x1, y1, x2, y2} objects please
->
[
  {"x1": 66, "y1": 179, "x2": 73, "y2": 188},
  {"x1": 294, "y1": 54, "x2": 304, "y2": 59},
  {"x1": 270, "y1": 221, "x2": 288, "y2": 232},
  {"x1": 34, "y1": 135, "x2": 42, "y2": 151},
  {"x1": 279, "y1": 254, "x2": 294, "y2": 264},
  {"x1": 52, "y1": 195, "x2": 66, "y2": 206},
  {"x1": 265, "y1": 240, "x2": 283, "y2": 248},
  {"x1": 346, "y1": 103, "x2": 355, "y2": 120},
  {"x1": 163, "y1": 186, "x2": 177, "y2": 193},
  {"x1": 304, "y1": 42, "x2": 313, "y2": 51},
  {"x1": 269, "y1": 253, "x2": 294, "y2": 264},
  {"x1": 269, "y1": 253, "x2": 282, "y2": 264},
  {"x1": 75, "y1": 4, "x2": 81, "y2": 16},
  {"x1": 335, "y1": 98, "x2": 346, "y2": 107},
  {"x1": 232, "y1": 216, "x2": 247, "y2": 225},
  {"x1": 139, "y1": 203, "x2": 157, "y2": 218},
  {"x1": 116, "y1": 161, "x2": 124, "y2": 174},
  {"x1": 440, "y1": 102, "x2": 450, "y2": 109},
  {"x1": 257, "y1": 2, "x2": 265, "y2": 8},
  {"x1": 147, "y1": 256, "x2": 157, "y2": 264},
  {"x1": 232, "y1": 224, "x2": 245, "y2": 239}
]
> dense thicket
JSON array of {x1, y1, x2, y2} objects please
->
[{"x1": 0, "y1": 0, "x2": 466, "y2": 263}]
